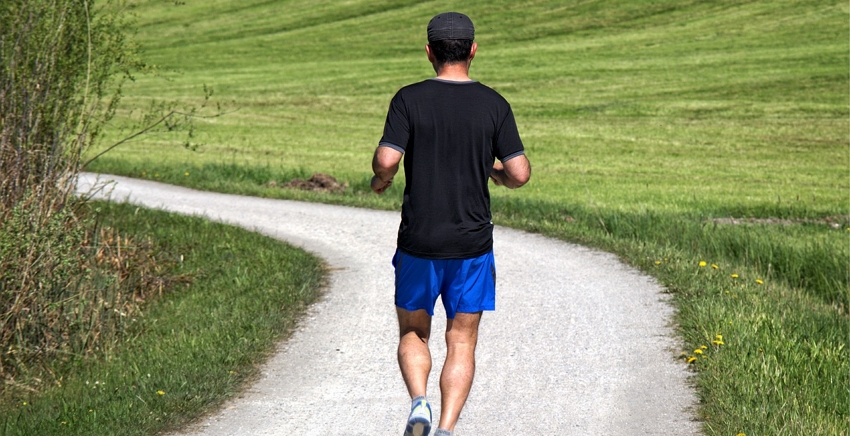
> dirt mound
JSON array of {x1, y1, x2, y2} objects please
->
[{"x1": 266, "y1": 173, "x2": 347, "y2": 193}]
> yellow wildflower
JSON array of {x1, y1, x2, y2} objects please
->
[
  {"x1": 731, "y1": 273, "x2": 739, "y2": 279},
  {"x1": 699, "y1": 261, "x2": 707, "y2": 267},
  {"x1": 716, "y1": 334, "x2": 723, "y2": 340},
  {"x1": 157, "y1": 390, "x2": 165, "y2": 396},
  {"x1": 756, "y1": 279, "x2": 764, "y2": 285},
  {"x1": 700, "y1": 345, "x2": 708, "y2": 350},
  {"x1": 737, "y1": 433, "x2": 746, "y2": 436},
  {"x1": 687, "y1": 356, "x2": 697, "y2": 364},
  {"x1": 712, "y1": 340, "x2": 724, "y2": 345},
  {"x1": 711, "y1": 263, "x2": 718, "y2": 269},
  {"x1": 655, "y1": 260, "x2": 661, "y2": 265},
  {"x1": 694, "y1": 349, "x2": 703, "y2": 355},
  {"x1": 184, "y1": 172, "x2": 190, "y2": 176}
]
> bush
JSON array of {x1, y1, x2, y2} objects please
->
[{"x1": 0, "y1": 0, "x2": 148, "y2": 385}]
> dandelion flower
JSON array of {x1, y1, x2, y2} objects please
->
[
  {"x1": 737, "y1": 433, "x2": 746, "y2": 436},
  {"x1": 711, "y1": 263, "x2": 719, "y2": 269},
  {"x1": 699, "y1": 261, "x2": 707, "y2": 267},
  {"x1": 716, "y1": 334, "x2": 723, "y2": 340},
  {"x1": 694, "y1": 349, "x2": 703, "y2": 355},
  {"x1": 184, "y1": 172, "x2": 190, "y2": 176},
  {"x1": 712, "y1": 340, "x2": 724, "y2": 345},
  {"x1": 655, "y1": 260, "x2": 661, "y2": 265},
  {"x1": 687, "y1": 356, "x2": 697, "y2": 364},
  {"x1": 700, "y1": 345, "x2": 708, "y2": 350},
  {"x1": 22, "y1": 402, "x2": 27, "y2": 406},
  {"x1": 731, "y1": 273, "x2": 739, "y2": 279},
  {"x1": 756, "y1": 279, "x2": 764, "y2": 285},
  {"x1": 157, "y1": 390, "x2": 165, "y2": 396}
]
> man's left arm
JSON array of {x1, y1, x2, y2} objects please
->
[{"x1": 371, "y1": 146, "x2": 403, "y2": 194}]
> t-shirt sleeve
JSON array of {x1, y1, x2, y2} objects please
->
[
  {"x1": 494, "y1": 107, "x2": 525, "y2": 162},
  {"x1": 378, "y1": 92, "x2": 409, "y2": 153}
]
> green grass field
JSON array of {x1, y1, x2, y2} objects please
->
[{"x1": 87, "y1": 0, "x2": 848, "y2": 434}]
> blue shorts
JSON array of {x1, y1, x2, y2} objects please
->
[{"x1": 393, "y1": 249, "x2": 496, "y2": 319}]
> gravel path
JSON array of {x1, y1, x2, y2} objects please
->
[{"x1": 79, "y1": 173, "x2": 700, "y2": 436}]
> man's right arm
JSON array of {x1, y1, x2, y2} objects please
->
[
  {"x1": 371, "y1": 145, "x2": 403, "y2": 194},
  {"x1": 490, "y1": 155, "x2": 531, "y2": 189}
]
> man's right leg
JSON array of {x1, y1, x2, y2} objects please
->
[
  {"x1": 397, "y1": 308, "x2": 434, "y2": 436},
  {"x1": 397, "y1": 307, "x2": 433, "y2": 397},
  {"x1": 437, "y1": 311, "x2": 482, "y2": 433}
]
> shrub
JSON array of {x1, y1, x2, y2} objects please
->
[{"x1": 0, "y1": 0, "x2": 153, "y2": 385}]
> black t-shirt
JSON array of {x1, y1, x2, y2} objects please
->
[{"x1": 379, "y1": 79, "x2": 525, "y2": 259}]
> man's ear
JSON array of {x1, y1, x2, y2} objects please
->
[
  {"x1": 469, "y1": 42, "x2": 478, "y2": 61},
  {"x1": 426, "y1": 44, "x2": 441, "y2": 74}
]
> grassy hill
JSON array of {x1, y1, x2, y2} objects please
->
[
  {"x1": 97, "y1": 0, "x2": 846, "y2": 213},
  {"x1": 88, "y1": 0, "x2": 848, "y2": 434}
]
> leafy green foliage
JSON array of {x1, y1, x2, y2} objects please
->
[{"x1": 0, "y1": 0, "x2": 138, "y2": 209}]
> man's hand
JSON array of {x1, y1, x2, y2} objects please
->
[
  {"x1": 489, "y1": 161, "x2": 506, "y2": 186},
  {"x1": 371, "y1": 175, "x2": 393, "y2": 194}
]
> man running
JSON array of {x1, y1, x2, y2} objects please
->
[{"x1": 371, "y1": 11, "x2": 531, "y2": 436}]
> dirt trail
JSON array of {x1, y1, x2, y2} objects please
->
[{"x1": 79, "y1": 173, "x2": 700, "y2": 436}]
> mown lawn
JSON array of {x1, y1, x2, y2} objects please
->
[{"x1": 87, "y1": 0, "x2": 848, "y2": 434}]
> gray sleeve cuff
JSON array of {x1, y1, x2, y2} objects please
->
[
  {"x1": 378, "y1": 142, "x2": 405, "y2": 154},
  {"x1": 500, "y1": 150, "x2": 525, "y2": 162}
]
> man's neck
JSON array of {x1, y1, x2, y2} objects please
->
[{"x1": 435, "y1": 63, "x2": 472, "y2": 82}]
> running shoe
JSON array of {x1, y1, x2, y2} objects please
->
[{"x1": 403, "y1": 397, "x2": 432, "y2": 436}]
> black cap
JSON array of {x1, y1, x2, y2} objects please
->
[{"x1": 427, "y1": 12, "x2": 474, "y2": 41}]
